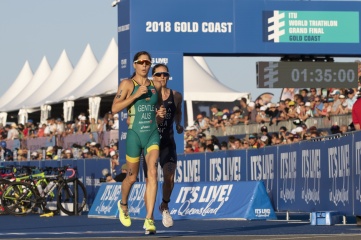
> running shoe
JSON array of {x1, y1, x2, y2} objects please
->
[
  {"x1": 160, "y1": 205, "x2": 173, "y2": 227},
  {"x1": 117, "y1": 200, "x2": 131, "y2": 227},
  {"x1": 143, "y1": 218, "x2": 156, "y2": 235}
]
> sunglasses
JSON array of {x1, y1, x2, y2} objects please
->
[
  {"x1": 153, "y1": 72, "x2": 170, "y2": 77},
  {"x1": 134, "y1": 59, "x2": 151, "y2": 66}
]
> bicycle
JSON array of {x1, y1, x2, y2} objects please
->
[{"x1": 1, "y1": 165, "x2": 87, "y2": 216}]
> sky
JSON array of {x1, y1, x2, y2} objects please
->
[
  {"x1": 0, "y1": 0, "x2": 282, "y2": 106},
  {"x1": 0, "y1": 0, "x2": 359, "y2": 107}
]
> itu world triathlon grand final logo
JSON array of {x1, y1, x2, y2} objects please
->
[{"x1": 263, "y1": 11, "x2": 286, "y2": 42}]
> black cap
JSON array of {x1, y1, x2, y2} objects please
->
[{"x1": 261, "y1": 126, "x2": 268, "y2": 132}]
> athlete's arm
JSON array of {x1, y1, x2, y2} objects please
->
[
  {"x1": 154, "y1": 81, "x2": 166, "y2": 119},
  {"x1": 111, "y1": 79, "x2": 140, "y2": 113},
  {"x1": 173, "y1": 90, "x2": 184, "y2": 134}
]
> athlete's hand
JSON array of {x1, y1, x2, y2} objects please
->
[
  {"x1": 157, "y1": 105, "x2": 166, "y2": 118},
  {"x1": 135, "y1": 85, "x2": 148, "y2": 98},
  {"x1": 176, "y1": 125, "x2": 184, "y2": 134}
]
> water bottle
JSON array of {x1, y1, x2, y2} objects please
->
[
  {"x1": 37, "y1": 184, "x2": 44, "y2": 197},
  {"x1": 44, "y1": 181, "x2": 56, "y2": 195}
]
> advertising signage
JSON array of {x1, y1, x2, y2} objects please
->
[
  {"x1": 118, "y1": 0, "x2": 361, "y2": 56},
  {"x1": 257, "y1": 61, "x2": 358, "y2": 88},
  {"x1": 263, "y1": 11, "x2": 359, "y2": 43}
]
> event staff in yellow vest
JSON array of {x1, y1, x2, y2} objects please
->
[{"x1": 111, "y1": 51, "x2": 165, "y2": 234}]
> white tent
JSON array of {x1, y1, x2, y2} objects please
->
[
  {"x1": 0, "y1": 39, "x2": 249, "y2": 126},
  {"x1": 2, "y1": 56, "x2": 52, "y2": 112},
  {"x1": 183, "y1": 56, "x2": 249, "y2": 126},
  {"x1": 44, "y1": 44, "x2": 98, "y2": 104},
  {"x1": 21, "y1": 50, "x2": 73, "y2": 109},
  {"x1": 63, "y1": 38, "x2": 118, "y2": 101},
  {"x1": 0, "y1": 61, "x2": 33, "y2": 109}
]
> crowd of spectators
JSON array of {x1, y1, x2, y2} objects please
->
[
  {"x1": 0, "y1": 112, "x2": 120, "y2": 161},
  {"x1": 184, "y1": 87, "x2": 359, "y2": 153},
  {"x1": 0, "y1": 112, "x2": 119, "y2": 141}
]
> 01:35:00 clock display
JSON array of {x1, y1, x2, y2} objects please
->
[{"x1": 291, "y1": 68, "x2": 356, "y2": 83}]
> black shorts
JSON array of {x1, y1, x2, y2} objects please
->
[{"x1": 143, "y1": 137, "x2": 177, "y2": 178}]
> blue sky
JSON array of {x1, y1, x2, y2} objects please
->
[
  {"x1": 0, "y1": 0, "x2": 359, "y2": 105},
  {"x1": 0, "y1": 0, "x2": 283, "y2": 105}
]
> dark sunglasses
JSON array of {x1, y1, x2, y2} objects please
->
[
  {"x1": 153, "y1": 72, "x2": 170, "y2": 77},
  {"x1": 134, "y1": 59, "x2": 151, "y2": 66}
]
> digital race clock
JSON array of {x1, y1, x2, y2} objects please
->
[{"x1": 257, "y1": 62, "x2": 358, "y2": 88}]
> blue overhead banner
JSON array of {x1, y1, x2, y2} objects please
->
[{"x1": 118, "y1": 0, "x2": 361, "y2": 55}]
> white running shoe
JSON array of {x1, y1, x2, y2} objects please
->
[{"x1": 160, "y1": 205, "x2": 173, "y2": 228}]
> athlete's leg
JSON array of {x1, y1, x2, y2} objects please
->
[
  {"x1": 160, "y1": 162, "x2": 176, "y2": 210},
  {"x1": 121, "y1": 160, "x2": 140, "y2": 209},
  {"x1": 144, "y1": 148, "x2": 159, "y2": 219}
]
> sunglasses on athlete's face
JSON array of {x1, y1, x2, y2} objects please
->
[
  {"x1": 134, "y1": 59, "x2": 151, "y2": 66},
  {"x1": 153, "y1": 72, "x2": 170, "y2": 77}
]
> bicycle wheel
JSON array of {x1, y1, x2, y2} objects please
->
[
  {"x1": 57, "y1": 178, "x2": 87, "y2": 215},
  {"x1": 0, "y1": 179, "x2": 11, "y2": 215},
  {"x1": 1, "y1": 182, "x2": 37, "y2": 216}
]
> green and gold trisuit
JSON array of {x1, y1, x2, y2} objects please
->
[{"x1": 126, "y1": 79, "x2": 160, "y2": 163}]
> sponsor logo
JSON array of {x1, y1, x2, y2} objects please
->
[
  {"x1": 328, "y1": 144, "x2": 350, "y2": 206},
  {"x1": 209, "y1": 157, "x2": 241, "y2": 181},
  {"x1": 279, "y1": 151, "x2": 297, "y2": 203},
  {"x1": 172, "y1": 184, "x2": 233, "y2": 217},
  {"x1": 265, "y1": 11, "x2": 286, "y2": 42},
  {"x1": 120, "y1": 59, "x2": 127, "y2": 69},
  {"x1": 152, "y1": 57, "x2": 168, "y2": 66},
  {"x1": 250, "y1": 154, "x2": 274, "y2": 193},
  {"x1": 120, "y1": 132, "x2": 127, "y2": 140},
  {"x1": 301, "y1": 149, "x2": 321, "y2": 204},
  {"x1": 176, "y1": 159, "x2": 201, "y2": 182},
  {"x1": 255, "y1": 208, "x2": 271, "y2": 218},
  {"x1": 120, "y1": 112, "x2": 128, "y2": 121},
  {"x1": 94, "y1": 185, "x2": 121, "y2": 214}
]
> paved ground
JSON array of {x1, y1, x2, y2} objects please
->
[{"x1": 1, "y1": 213, "x2": 361, "y2": 239}]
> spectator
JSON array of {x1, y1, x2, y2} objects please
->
[
  {"x1": 112, "y1": 114, "x2": 119, "y2": 130},
  {"x1": 346, "y1": 88, "x2": 357, "y2": 113},
  {"x1": 256, "y1": 106, "x2": 270, "y2": 124},
  {"x1": 184, "y1": 143, "x2": 194, "y2": 153},
  {"x1": 330, "y1": 90, "x2": 342, "y2": 115},
  {"x1": 247, "y1": 102, "x2": 257, "y2": 124},
  {"x1": 64, "y1": 149, "x2": 73, "y2": 159},
  {"x1": 238, "y1": 97, "x2": 249, "y2": 124},
  {"x1": 248, "y1": 134, "x2": 260, "y2": 148},
  {"x1": 209, "y1": 105, "x2": 220, "y2": 127},
  {"x1": 87, "y1": 118, "x2": 98, "y2": 133},
  {"x1": 287, "y1": 101, "x2": 298, "y2": 118},
  {"x1": 7, "y1": 123, "x2": 19, "y2": 140},
  {"x1": 260, "y1": 126, "x2": 271, "y2": 145}
]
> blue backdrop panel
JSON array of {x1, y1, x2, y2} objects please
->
[
  {"x1": 277, "y1": 143, "x2": 300, "y2": 211},
  {"x1": 323, "y1": 135, "x2": 353, "y2": 215},
  {"x1": 176, "y1": 152, "x2": 206, "y2": 183},
  {"x1": 247, "y1": 147, "x2": 277, "y2": 207},
  {"x1": 353, "y1": 133, "x2": 361, "y2": 215},
  {"x1": 89, "y1": 181, "x2": 276, "y2": 220},
  {"x1": 88, "y1": 182, "x2": 121, "y2": 218},
  {"x1": 81, "y1": 159, "x2": 111, "y2": 206}
]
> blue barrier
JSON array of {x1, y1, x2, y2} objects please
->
[
  {"x1": 2, "y1": 131, "x2": 361, "y2": 216},
  {"x1": 88, "y1": 181, "x2": 276, "y2": 220}
]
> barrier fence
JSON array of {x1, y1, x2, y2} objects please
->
[{"x1": 1, "y1": 130, "x2": 360, "y2": 217}]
